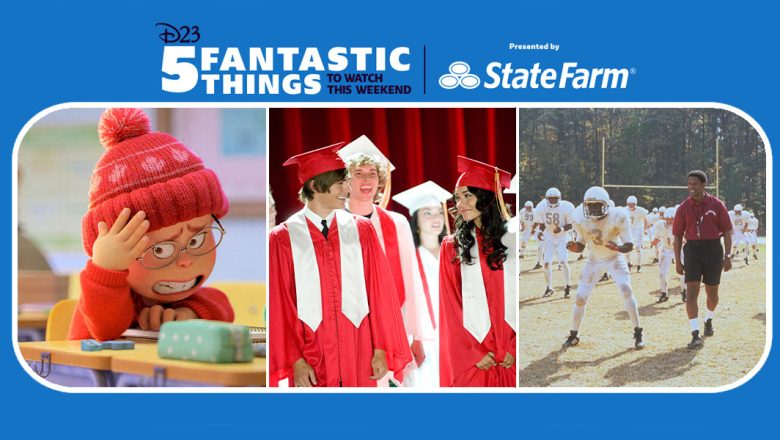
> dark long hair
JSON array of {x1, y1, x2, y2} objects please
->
[
  {"x1": 410, "y1": 207, "x2": 447, "y2": 248},
  {"x1": 453, "y1": 187, "x2": 508, "y2": 271}
]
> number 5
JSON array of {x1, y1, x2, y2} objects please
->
[{"x1": 162, "y1": 46, "x2": 198, "y2": 93}]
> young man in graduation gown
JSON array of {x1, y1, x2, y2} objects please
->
[
  {"x1": 268, "y1": 143, "x2": 412, "y2": 387},
  {"x1": 338, "y1": 135, "x2": 430, "y2": 386},
  {"x1": 439, "y1": 156, "x2": 518, "y2": 387}
]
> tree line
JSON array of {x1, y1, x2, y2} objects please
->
[{"x1": 517, "y1": 108, "x2": 766, "y2": 234}]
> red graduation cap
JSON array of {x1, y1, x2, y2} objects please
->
[
  {"x1": 282, "y1": 142, "x2": 347, "y2": 184},
  {"x1": 455, "y1": 156, "x2": 512, "y2": 192},
  {"x1": 455, "y1": 156, "x2": 513, "y2": 221}
]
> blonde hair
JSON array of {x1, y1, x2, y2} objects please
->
[{"x1": 345, "y1": 153, "x2": 388, "y2": 203}]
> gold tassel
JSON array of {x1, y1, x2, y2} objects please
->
[
  {"x1": 495, "y1": 169, "x2": 512, "y2": 221},
  {"x1": 378, "y1": 163, "x2": 392, "y2": 209}
]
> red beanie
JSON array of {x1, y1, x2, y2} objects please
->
[{"x1": 82, "y1": 108, "x2": 229, "y2": 256}]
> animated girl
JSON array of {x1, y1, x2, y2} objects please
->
[{"x1": 68, "y1": 108, "x2": 234, "y2": 341}]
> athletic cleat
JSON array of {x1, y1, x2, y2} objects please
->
[
  {"x1": 658, "y1": 292, "x2": 669, "y2": 303},
  {"x1": 745, "y1": 256, "x2": 749, "y2": 266},
  {"x1": 577, "y1": 254, "x2": 585, "y2": 261},
  {"x1": 637, "y1": 265, "x2": 642, "y2": 273},
  {"x1": 557, "y1": 264, "x2": 562, "y2": 271},
  {"x1": 533, "y1": 263, "x2": 542, "y2": 270},
  {"x1": 563, "y1": 331, "x2": 580, "y2": 347},
  {"x1": 628, "y1": 263, "x2": 633, "y2": 271},
  {"x1": 599, "y1": 273, "x2": 609, "y2": 282},
  {"x1": 704, "y1": 319, "x2": 714, "y2": 337},
  {"x1": 519, "y1": 255, "x2": 525, "y2": 260},
  {"x1": 633, "y1": 327, "x2": 645, "y2": 349},
  {"x1": 564, "y1": 285, "x2": 571, "y2": 299},
  {"x1": 754, "y1": 253, "x2": 758, "y2": 260},
  {"x1": 652, "y1": 258, "x2": 659, "y2": 264},
  {"x1": 687, "y1": 330, "x2": 703, "y2": 349},
  {"x1": 542, "y1": 287, "x2": 554, "y2": 298},
  {"x1": 681, "y1": 289, "x2": 687, "y2": 302}
]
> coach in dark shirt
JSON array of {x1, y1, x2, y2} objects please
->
[{"x1": 673, "y1": 170, "x2": 732, "y2": 349}]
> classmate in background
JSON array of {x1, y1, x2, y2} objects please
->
[{"x1": 393, "y1": 181, "x2": 452, "y2": 388}]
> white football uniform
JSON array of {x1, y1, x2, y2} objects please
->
[
  {"x1": 625, "y1": 206, "x2": 648, "y2": 267},
  {"x1": 729, "y1": 210, "x2": 750, "y2": 249},
  {"x1": 571, "y1": 205, "x2": 633, "y2": 290},
  {"x1": 572, "y1": 206, "x2": 633, "y2": 261},
  {"x1": 646, "y1": 213, "x2": 660, "y2": 242},
  {"x1": 569, "y1": 205, "x2": 640, "y2": 331},
  {"x1": 534, "y1": 199, "x2": 575, "y2": 265},
  {"x1": 747, "y1": 217, "x2": 759, "y2": 245},
  {"x1": 627, "y1": 206, "x2": 649, "y2": 241},
  {"x1": 519, "y1": 208, "x2": 536, "y2": 246},
  {"x1": 654, "y1": 219, "x2": 675, "y2": 293}
]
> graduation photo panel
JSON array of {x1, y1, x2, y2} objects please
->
[
  {"x1": 16, "y1": 107, "x2": 267, "y2": 389},
  {"x1": 268, "y1": 108, "x2": 518, "y2": 389}
]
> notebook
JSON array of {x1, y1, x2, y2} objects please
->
[{"x1": 122, "y1": 326, "x2": 266, "y2": 343}]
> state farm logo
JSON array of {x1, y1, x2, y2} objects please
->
[{"x1": 439, "y1": 61, "x2": 480, "y2": 89}]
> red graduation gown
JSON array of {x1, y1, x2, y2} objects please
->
[
  {"x1": 269, "y1": 215, "x2": 412, "y2": 387},
  {"x1": 439, "y1": 232, "x2": 516, "y2": 387}
]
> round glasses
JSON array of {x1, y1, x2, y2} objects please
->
[{"x1": 137, "y1": 222, "x2": 226, "y2": 270}]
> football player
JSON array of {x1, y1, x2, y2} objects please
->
[
  {"x1": 728, "y1": 204, "x2": 750, "y2": 264},
  {"x1": 565, "y1": 186, "x2": 644, "y2": 349},
  {"x1": 652, "y1": 207, "x2": 679, "y2": 302},
  {"x1": 647, "y1": 207, "x2": 660, "y2": 263},
  {"x1": 534, "y1": 188, "x2": 575, "y2": 298},
  {"x1": 747, "y1": 212, "x2": 759, "y2": 260},
  {"x1": 624, "y1": 196, "x2": 649, "y2": 273},
  {"x1": 519, "y1": 201, "x2": 539, "y2": 264}
]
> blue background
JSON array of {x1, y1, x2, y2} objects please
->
[{"x1": 1, "y1": 1, "x2": 775, "y2": 437}]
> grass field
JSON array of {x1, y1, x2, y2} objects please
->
[{"x1": 518, "y1": 242, "x2": 767, "y2": 388}]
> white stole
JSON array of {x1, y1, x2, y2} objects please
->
[
  {"x1": 287, "y1": 209, "x2": 369, "y2": 331},
  {"x1": 460, "y1": 229, "x2": 518, "y2": 343}
]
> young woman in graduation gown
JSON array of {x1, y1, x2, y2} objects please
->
[{"x1": 439, "y1": 157, "x2": 517, "y2": 387}]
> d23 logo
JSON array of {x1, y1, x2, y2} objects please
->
[{"x1": 439, "y1": 61, "x2": 480, "y2": 90}]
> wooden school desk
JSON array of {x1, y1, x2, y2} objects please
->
[
  {"x1": 110, "y1": 343, "x2": 265, "y2": 387},
  {"x1": 20, "y1": 340, "x2": 116, "y2": 386},
  {"x1": 20, "y1": 340, "x2": 266, "y2": 387}
]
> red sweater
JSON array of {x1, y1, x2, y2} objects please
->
[{"x1": 67, "y1": 259, "x2": 234, "y2": 341}]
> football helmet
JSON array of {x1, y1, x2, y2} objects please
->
[
  {"x1": 734, "y1": 204, "x2": 743, "y2": 212},
  {"x1": 664, "y1": 207, "x2": 676, "y2": 220},
  {"x1": 626, "y1": 195, "x2": 638, "y2": 205},
  {"x1": 524, "y1": 200, "x2": 533, "y2": 208},
  {"x1": 583, "y1": 186, "x2": 610, "y2": 220},
  {"x1": 545, "y1": 187, "x2": 561, "y2": 207}
]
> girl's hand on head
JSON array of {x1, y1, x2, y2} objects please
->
[{"x1": 91, "y1": 208, "x2": 150, "y2": 271}]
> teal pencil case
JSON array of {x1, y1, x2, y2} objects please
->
[{"x1": 158, "y1": 320, "x2": 253, "y2": 363}]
